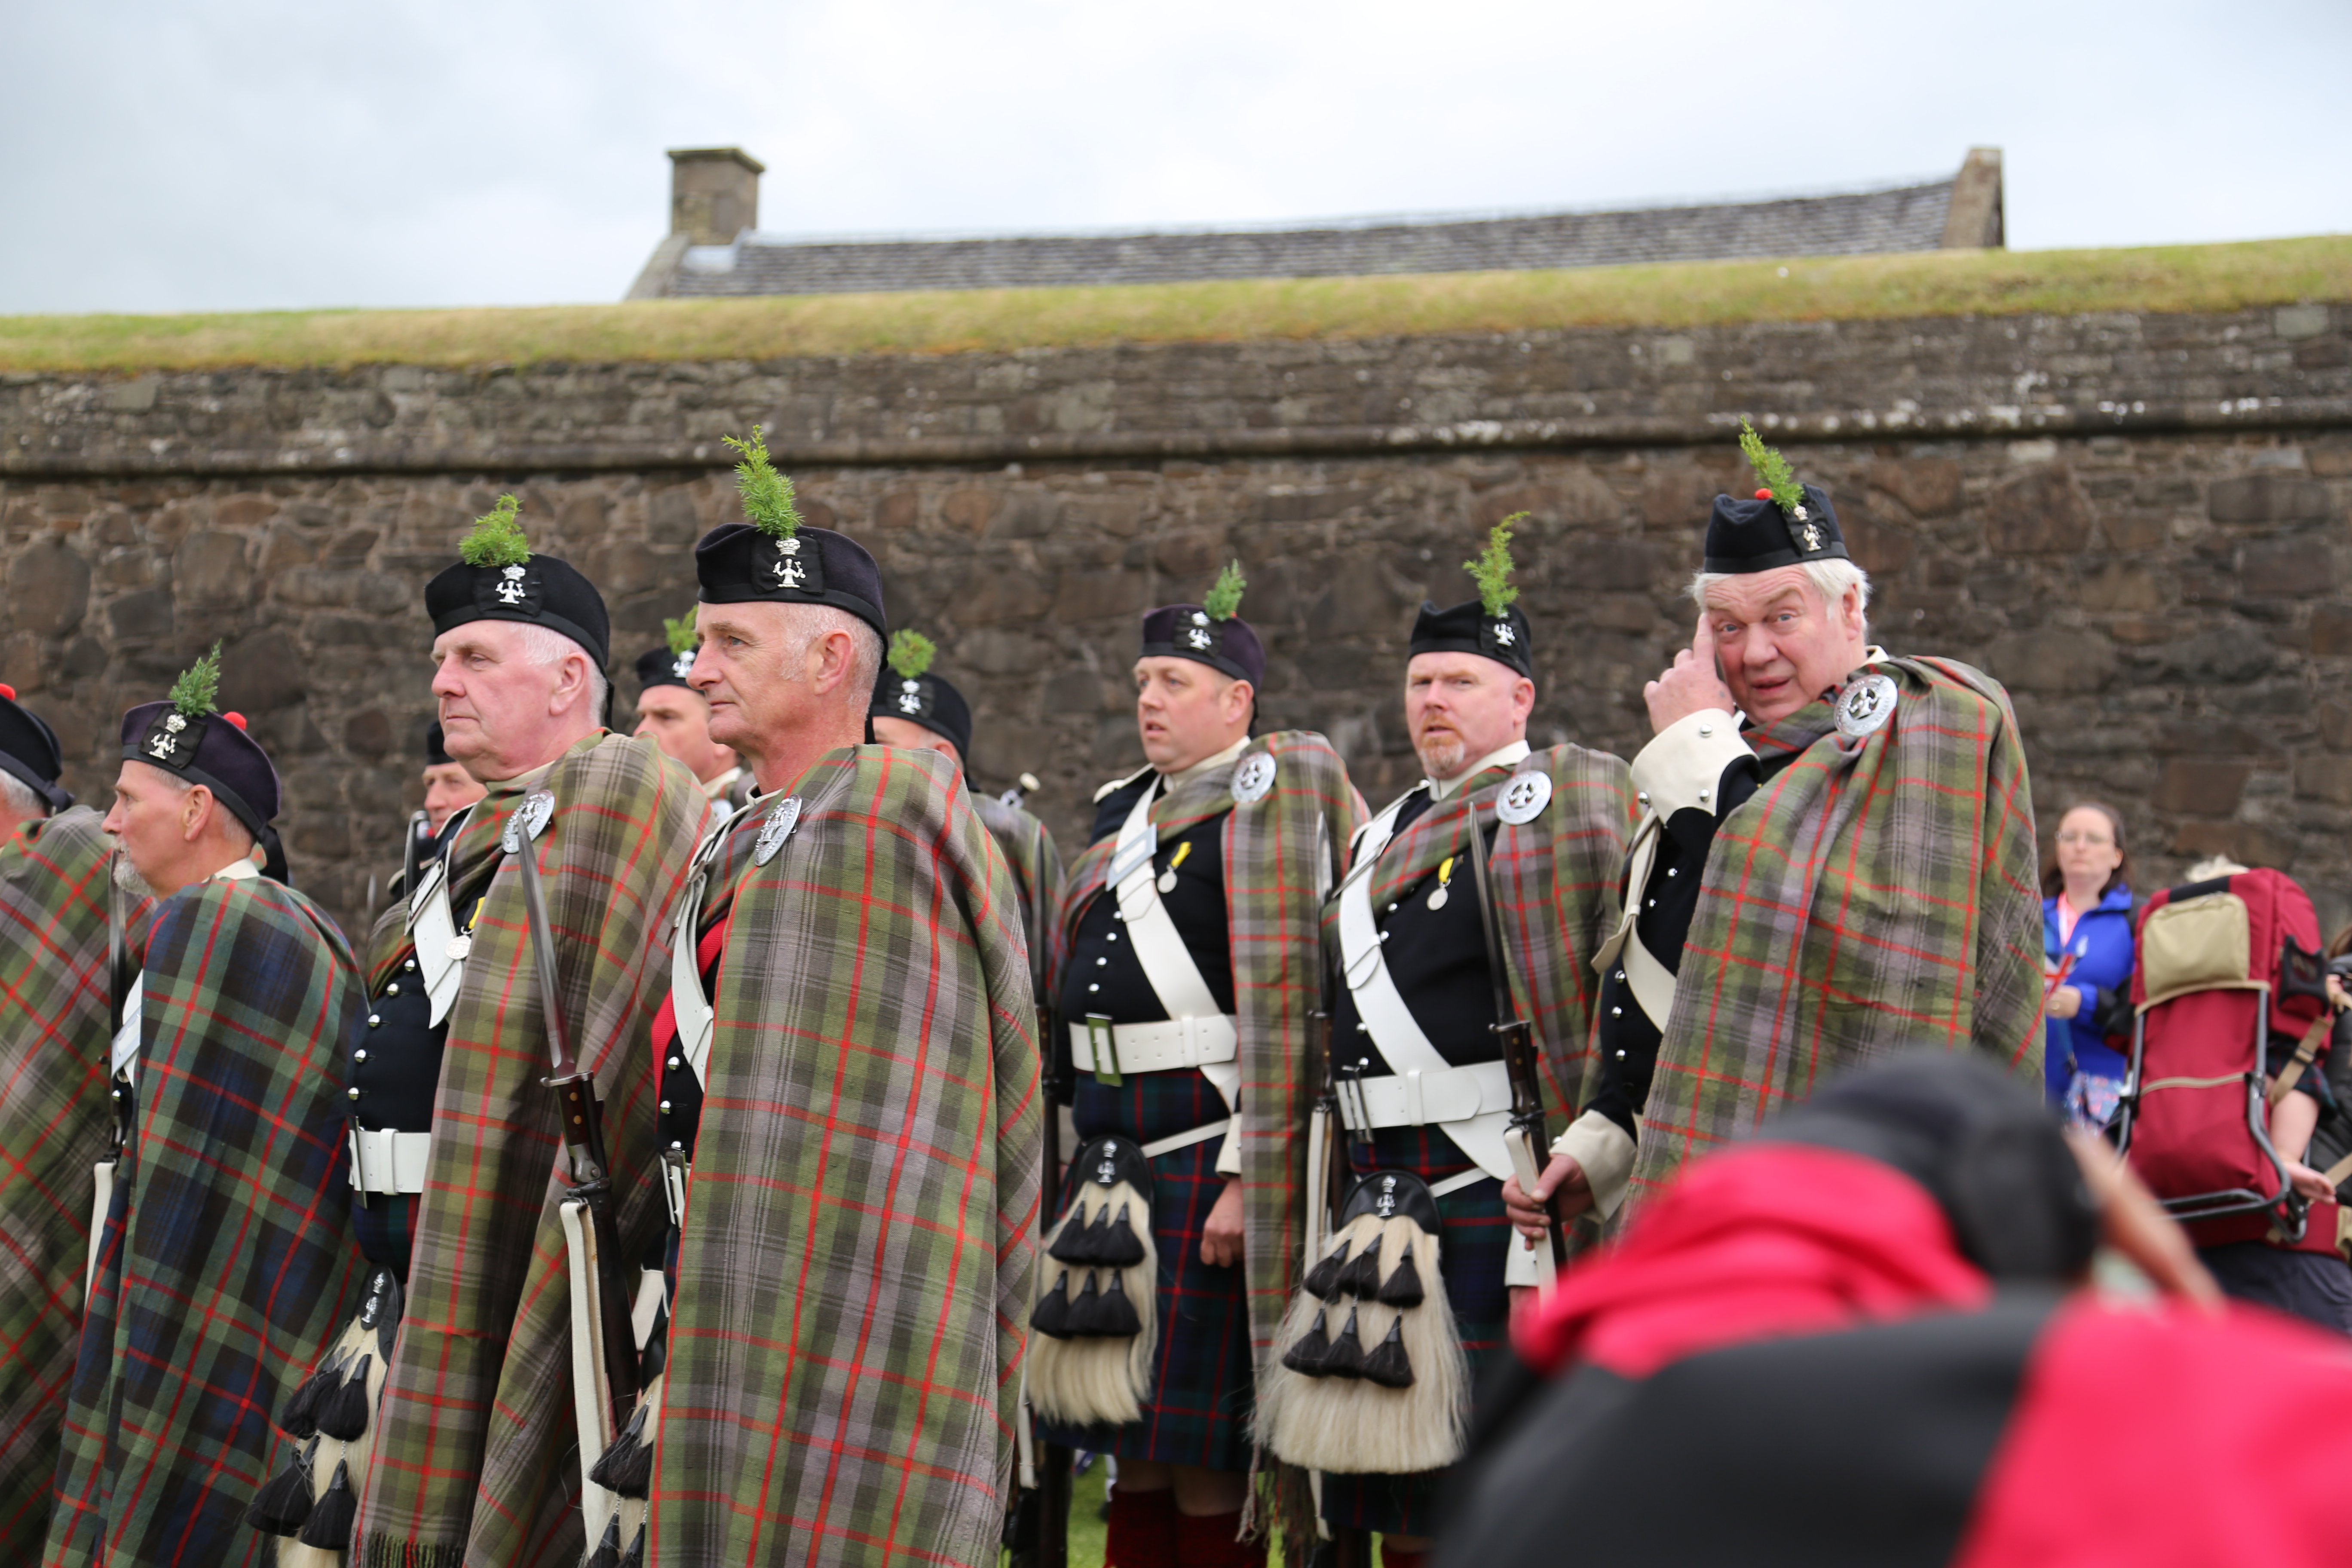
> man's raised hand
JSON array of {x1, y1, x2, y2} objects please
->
[{"x1": 1643, "y1": 610, "x2": 1737, "y2": 735}]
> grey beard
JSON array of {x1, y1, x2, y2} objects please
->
[
  {"x1": 1415, "y1": 733, "x2": 1466, "y2": 781},
  {"x1": 110, "y1": 850, "x2": 153, "y2": 900}
]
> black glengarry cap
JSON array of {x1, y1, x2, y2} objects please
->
[
  {"x1": 423, "y1": 494, "x2": 612, "y2": 670},
  {"x1": 120, "y1": 643, "x2": 281, "y2": 839},
  {"x1": 1140, "y1": 560, "x2": 1263, "y2": 685},
  {"x1": 1703, "y1": 421, "x2": 1849, "y2": 575},
  {"x1": 869, "y1": 630, "x2": 973, "y2": 760},
  {"x1": 0, "y1": 681, "x2": 71, "y2": 811},
  {"x1": 636, "y1": 605, "x2": 703, "y2": 693},
  {"x1": 1409, "y1": 516, "x2": 1534, "y2": 679},
  {"x1": 424, "y1": 722, "x2": 453, "y2": 768},
  {"x1": 693, "y1": 428, "x2": 886, "y2": 637}
]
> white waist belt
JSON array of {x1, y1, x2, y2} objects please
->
[
  {"x1": 1069, "y1": 1014, "x2": 1239, "y2": 1077},
  {"x1": 349, "y1": 1127, "x2": 432, "y2": 1195},
  {"x1": 1336, "y1": 1060, "x2": 1512, "y2": 1133}
]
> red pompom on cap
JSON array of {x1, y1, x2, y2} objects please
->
[
  {"x1": 0, "y1": 683, "x2": 15, "y2": 702},
  {"x1": 1754, "y1": 489, "x2": 1773, "y2": 501},
  {"x1": 222, "y1": 711, "x2": 248, "y2": 730}
]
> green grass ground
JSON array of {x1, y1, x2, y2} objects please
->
[{"x1": 3, "y1": 236, "x2": 2346, "y2": 373}]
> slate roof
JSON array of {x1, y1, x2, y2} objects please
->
[{"x1": 659, "y1": 177, "x2": 1963, "y2": 298}]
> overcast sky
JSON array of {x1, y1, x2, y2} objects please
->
[{"x1": 3, "y1": 0, "x2": 2347, "y2": 316}]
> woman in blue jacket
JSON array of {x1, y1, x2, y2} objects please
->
[{"x1": 2043, "y1": 802, "x2": 2136, "y2": 1127}]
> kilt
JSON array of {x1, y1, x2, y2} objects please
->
[
  {"x1": 1041, "y1": 1066, "x2": 1253, "y2": 1470},
  {"x1": 1321, "y1": 1121, "x2": 1510, "y2": 1536}
]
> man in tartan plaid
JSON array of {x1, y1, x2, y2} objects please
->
[
  {"x1": 45, "y1": 661, "x2": 369, "y2": 1568},
  {"x1": 1041, "y1": 567, "x2": 1364, "y2": 1568},
  {"x1": 1507, "y1": 429, "x2": 2041, "y2": 1238},
  {"x1": 282, "y1": 500, "x2": 707, "y2": 1568},
  {"x1": 1305, "y1": 527, "x2": 1634, "y2": 1564},
  {"x1": 0, "y1": 686, "x2": 124, "y2": 1559},
  {"x1": 637, "y1": 452, "x2": 1042, "y2": 1568}
]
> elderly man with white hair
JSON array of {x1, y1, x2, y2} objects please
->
[
  {"x1": 1508, "y1": 426, "x2": 2043, "y2": 1238},
  {"x1": 256, "y1": 497, "x2": 707, "y2": 1568}
]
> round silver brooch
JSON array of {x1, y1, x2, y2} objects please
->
[
  {"x1": 1495, "y1": 770, "x2": 1553, "y2": 825},
  {"x1": 1231, "y1": 752, "x2": 1277, "y2": 805},
  {"x1": 753, "y1": 796, "x2": 805, "y2": 866},
  {"x1": 502, "y1": 790, "x2": 556, "y2": 853},
  {"x1": 1835, "y1": 674, "x2": 1900, "y2": 739}
]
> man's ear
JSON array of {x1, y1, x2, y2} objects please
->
[
  {"x1": 1225, "y1": 678, "x2": 1256, "y2": 725},
  {"x1": 180, "y1": 784, "x2": 214, "y2": 843},
  {"x1": 1512, "y1": 677, "x2": 1537, "y2": 721}
]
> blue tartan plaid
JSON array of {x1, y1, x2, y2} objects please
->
[
  {"x1": 1321, "y1": 1124, "x2": 1510, "y2": 1536},
  {"x1": 1040, "y1": 1067, "x2": 1254, "y2": 1470}
]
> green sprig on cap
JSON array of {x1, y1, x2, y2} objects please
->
[
  {"x1": 168, "y1": 641, "x2": 223, "y2": 718},
  {"x1": 458, "y1": 493, "x2": 531, "y2": 568},
  {"x1": 1465, "y1": 516, "x2": 1522, "y2": 619},
  {"x1": 663, "y1": 605, "x2": 698, "y2": 657},
  {"x1": 1739, "y1": 419, "x2": 1804, "y2": 517},
  {"x1": 723, "y1": 426, "x2": 802, "y2": 540},
  {"x1": 1203, "y1": 560, "x2": 1248, "y2": 622},
  {"x1": 887, "y1": 629, "x2": 937, "y2": 680}
]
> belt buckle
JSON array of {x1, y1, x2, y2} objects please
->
[
  {"x1": 1087, "y1": 1013, "x2": 1123, "y2": 1087},
  {"x1": 1337, "y1": 1071, "x2": 1370, "y2": 1134},
  {"x1": 661, "y1": 1147, "x2": 690, "y2": 1228},
  {"x1": 346, "y1": 1118, "x2": 372, "y2": 1209}
]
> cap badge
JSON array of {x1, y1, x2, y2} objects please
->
[
  {"x1": 753, "y1": 795, "x2": 804, "y2": 866},
  {"x1": 165, "y1": 714, "x2": 187, "y2": 734},
  {"x1": 768, "y1": 551, "x2": 806, "y2": 589},
  {"x1": 1835, "y1": 673, "x2": 1899, "y2": 739},
  {"x1": 896, "y1": 678, "x2": 924, "y2": 715},
  {"x1": 1799, "y1": 522, "x2": 1824, "y2": 552},
  {"x1": 1185, "y1": 624, "x2": 1214, "y2": 651},
  {"x1": 1491, "y1": 620, "x2": 1517, "y2": 648},
  {"x1": 494, "y1": 564, "x2": 530, "y2": 606},
  {"x1": 1191, "y1": 611, "x2": 1209, "y2": 625},
  {"x1": 672, "y1": 650, "x2": 695, "y2": 680},
  {"x1": 1231, "y1": 751, "x2": 1277, "y2": 806},
  {"x1": 147, "y1": 730, "x2": 178, "y2": 760},
  {"x1": 1496, "y1": 769, "x2": 1553, "y2": 826}
]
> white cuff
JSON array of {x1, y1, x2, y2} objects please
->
[
  {"x1": 1551, "y1": 1109, "x2": 1639, "y2": 1222},
  {"x1": 1215, "y1": 1121, "x2": 1241, "y2": 1177},
  {"x1": 1631, "y1": 709, "x2": 1752, "y2": 821}
]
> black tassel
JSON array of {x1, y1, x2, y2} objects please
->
[
  {"x1": 1320, "y1": 1307, "x2": 1366, "y2": 1378},
  {"x1": 1047, "y1": 1204, "x2": 1098, "y2": 1265},
  {"x1": 583, "y1": 1512, "x2": 624, "y2": 1568},
  {"x1": 1303, "y1": 1240, "x2": 1350, "y2": 1301},
  {"x1": 1096, "y1": 1271, "x2": 1141, "y2": 1336},
  {"x1": 1360, "y1": 1317, "x2": 1415, "y2": 1389},
  {"x1": 1337, "y1": 1235, "x2": 1383, "y2": 1298},
  {"x1": 314, "y1": 1353, "x2": 374, "y2": 1441},
  {"x1": 618, "y1": 1521, "x2": 648, "y2": 1568},
  {"x1": 244, "y1": 1452, "x2": 314, "y2": 1535},
  {"x1": 1281, "y1": 1310, "x2": 1332, "y2": 1377},
  {"x1": 589, "y1": 1401, "x2": 652, "y2": 1496},
  {"x1": 296, "y1": 1458, "x2": 358, "y2": 1550},
  {"x1": 277, "y1": 1349, "x2": 345, "y2": 1438},
  {"x1": 1030, "y1": 1270, "x2": 1072, "y2": 1338},
  {"x1": 1375, "y1": 1241, "x2": 1425, "y2": 1308},
  {"x1": 1064, "y1": 1271, "x2": 1109, "y2": 1336},
  {"x1": 1096, "y1": 1203, "x2": 1146, "y2": 1268}
]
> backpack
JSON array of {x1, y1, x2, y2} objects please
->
[{"x1": 2113, "y1": 868, "x2": 2333, "y2": 1243}]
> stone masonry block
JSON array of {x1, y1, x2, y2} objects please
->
[
  {"x1": 2152, "y1": 759, "x2": 2255, "y2": 817},
  {"x1": 2208, "y1": 473, "x2": 2334, "y2": 524}
]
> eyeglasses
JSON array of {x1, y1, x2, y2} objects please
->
[{"x1": 2055, "y1": 831, "x2": 2113, "y2": 847}]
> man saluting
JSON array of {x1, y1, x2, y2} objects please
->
[{"x1": 1509, "y1": 425, "x2": 2041, "y2": 1238}]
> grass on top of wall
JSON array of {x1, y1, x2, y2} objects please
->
[{"x1": 2, "y1": 235, "x2": 2346, "y2": 374}]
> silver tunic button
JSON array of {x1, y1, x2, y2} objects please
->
[
  {"x1": 368, "y1": 1014, "x2": 382, "y2": 1028},
  {"x1": 385, "y1": 982, "x2": 400, "y2": 997},
  {"x1": 1611, "y1": 1007, "x2": 1622, "y2": 1017},
  {"x1": 1088, "y1": 983, "x2": 1100, "y2": 993},
  {"x1": 671, "y1": 1141, "x2": 684, "y2": 1151},
  {"x1": 355, "y1": 1049, "x2": 368, "y2": 1063},
  {"x1": 660, "y1": 1099, "x2": 672, "y2": 1112},
  {"x1": 1096, "y1": 957, "x2": 1108, "y2": 967},
  {"x1": 1698, "y1": 790, "x2": 1711, "y2": 803},
  {"x1": 1698, "y1": 723, "x2": 1713, "y2": 737},
  {"x1": 347, "y1": 1087, "x2": 361, "y2": 1101},
  {"x1": 403, "y1": 959, "x2": 417, "y2": 973},
  {"x1": 668, "y1": 1056, "x2": 681, "y2": 1070},
  {"x1": 1668, "y1": 867, "x2": 1677, "y2": 877},
  {"x1": 1638, "y1": 791, "x2": 1650, "y2": 805}
]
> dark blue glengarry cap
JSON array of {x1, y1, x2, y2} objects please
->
[
  {"x1": 635, "y1": 644, "x2": 699, "y2": 693},
  {"x1": 1408, "y1": 599, "x2": 1534, "y2": 680},
  {"x1": 1139, "y1": 605, "x2": 1265, "y2": 686},
  {"x1": 0, "y1": 683, "x2": 71, "y2": 811},
  {"x1": 870, "y1": 663, "x2": 973, "y2": 760},
  {"x1": 1703, "y1": 482, "x2": 1848, "y2": 575},
  {"x1": 693, "y1": 524, "x2": 887, "y2": 639},
  {"x1": 120, "y1": 701, "x2": 281, "y2": 840}
]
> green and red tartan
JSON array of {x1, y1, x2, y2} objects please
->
[
  {"x1": 43, "y1": 871, "x2": 368, "y2": 1568},
  {"x1": 1633, "y1": 655, "x2": 2043, "y2": 1200},
  {"x1": 974, "y1": 794, "x2": 1065, "y2": 989},
  {"x1": 1058, "y1": 732, "x2": 1366, "y2": 1373},
  {"x1": 648, "y1": 745, "x2": 1043, "y2": 1568},
  {"x1": 351, "y1": 732, "x2": 707, "y2": 1568},
  {"x1": 0, "y1": 810, "x2": 130, "y2": 1559}
]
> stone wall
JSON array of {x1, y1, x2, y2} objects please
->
[{"x1": 5, "y1": 299, "x2": 2351, "y2": 937}]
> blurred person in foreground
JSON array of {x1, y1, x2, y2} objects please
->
[
  {"x1": 0, "y1": 683, "x2": 125, "y2": 1559},
  {"x1": 1444, "y1": 1054, "x2": 2352, "y2": 1568},
  {"x1": 2042, "y1": 802, "x2": 2136, "y2": 1128}
]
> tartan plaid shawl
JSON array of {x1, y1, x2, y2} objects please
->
[
  {"x1": 1333, "y1": 746, "x2": 1637, "y2": 1139},
  {"x1": 1057, "y1": 732, "x2": 1366, "y2": 1366},
  {"x1": 974, "y1": 794, "x2": 1065, "y2": 995},
  {"x1": 1632, "y1": 655, "x2": 2043, "y2": 1200},
  {"x1": 356, "y1": 732, "x2": 707, "y2": 1568},
  {"x1": 648, "y1": 745, "x2": 1042, "y2": 1568},
  {"x1": 44, "y1": 872, "x2": 367, "y2": 1568},
  {"x1": 0, "y1": 810, "x2": 129, "y2": 1559}
]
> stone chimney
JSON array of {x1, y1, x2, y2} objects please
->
[
  {"x1": 1939, "y1": 147, "x2": 2005, "y2": 249},
  {"x1": 668, "y1": 147, "x2": 765, "y2": 245}
]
